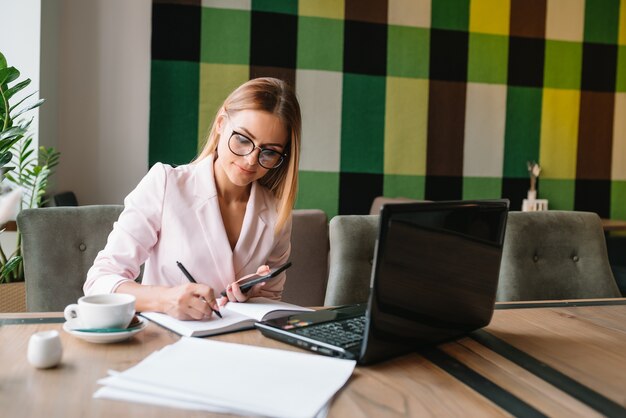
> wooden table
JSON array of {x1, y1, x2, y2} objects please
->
[{"x1": 2, "y1": 300, "x2": 626, "y2": 417}]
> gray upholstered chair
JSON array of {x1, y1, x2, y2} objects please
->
[
  {"x1": 17, "y1": 205, "x2": 124, "y2": 311},
  {"x1": 496, "y1": 211, "x2": 621, "y2": 301},
  {"x1": 606, "y1": 235, "x2": 626, "y2": 296},
  {"x1": 324, "y1": 215, "x2": 378, "y2": 306},
  {"x1": 281, "y1": 209, "x2": 329, "y2": 306}
]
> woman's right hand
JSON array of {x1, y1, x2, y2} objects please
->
[{"x1": 161, "y1": 282, "x2": 219, "y2": 320}]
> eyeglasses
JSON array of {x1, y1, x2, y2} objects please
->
[{"x1": 228, "y1": 130, "x2": 287, "y2": 169}]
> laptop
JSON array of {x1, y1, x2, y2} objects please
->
[{"x1": 256, "y1": 200, "x2": 509, "y2": 365}]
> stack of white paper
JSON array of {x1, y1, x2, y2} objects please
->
[{"x1": 94, "y1": 337, "x2": 356, "y2": 418}]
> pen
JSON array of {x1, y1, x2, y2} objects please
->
[{"x1": 176, "y1": 261, "x2": 222, "y2": 319}]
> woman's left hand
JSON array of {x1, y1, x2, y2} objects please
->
[
  {"x1": 219, "y1": 281, "x2": 266, "y2": 306},
  {"x1": 218, "y1": 265, "x2": 270, "y2": 306}
]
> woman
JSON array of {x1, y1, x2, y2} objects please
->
[{"x1": 84, "y1": 77, "x2": 301, "y2": 320}]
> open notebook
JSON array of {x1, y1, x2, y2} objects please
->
[{"x1": 141, "y1": 297, "x2": 312, "y2": 337}]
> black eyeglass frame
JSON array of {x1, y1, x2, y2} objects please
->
[{"x1": 227, "y1": 130, "x2": 288, "y2": 169}]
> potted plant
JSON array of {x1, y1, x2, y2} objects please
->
[{"x1": 0, "y1": 51, "x2": 60, "y2": 311}]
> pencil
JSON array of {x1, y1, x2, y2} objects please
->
[{"x1": 176, "y1": 261, "x2": 223, "y2": 319}]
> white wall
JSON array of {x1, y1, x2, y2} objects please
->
[
  {"x1": 3, "y1": 0, "x2": 152, "y2": 205},
  {"x1": 53, "y1": 0, "x2": 151, "y2": 204},
  {"x1": 0, "y1": 0, "x2": 41, "y2": 147}
]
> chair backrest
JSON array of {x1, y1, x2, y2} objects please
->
[
  {"x1": 497, "y1": 211, "x2": 621, "y2": 301},
  {"x1": 17, "y1": 205, "x2": 123, "y2": 311},
  {"x1": 282, "y1": 209, "x2": 329, "y2": 306},
  {"x1": 324, "y1": 215, "x2": 379, "y2": 306},
  {"x1": 606, "y1": 235, "x2": 626, "y2": 296},
  {"x1": 369, "y1": 196, "x2": 425, "y2": 215}
]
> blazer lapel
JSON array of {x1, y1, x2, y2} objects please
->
[
  {"x1": 233, "y1": 181, "x2": 269, "y2": 276},
  {"x1": 193, "y1": 158, "x2": 235, "y2": 289}
]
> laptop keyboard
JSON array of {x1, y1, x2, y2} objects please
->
[{"x1": 294, "y1": 316, "x2": 366, "y2": 349}]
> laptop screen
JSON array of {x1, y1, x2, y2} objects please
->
[{"x1": 360, "y1": 200, "x2": 508, "y2": 363}]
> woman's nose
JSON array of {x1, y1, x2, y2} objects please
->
[{"x1": 244, "y1": 147, "x2": 261, "y2": 165}]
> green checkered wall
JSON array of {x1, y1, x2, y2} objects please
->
[{"x1": 150, "y1": 0, "x2": 626, "y2": 220}]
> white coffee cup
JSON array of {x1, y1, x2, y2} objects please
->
[
  {"x1": 28, "y1": 330, "x2": 63, "y2": 368},
  {"x1": 64, "y1": 294, "x2": 136, "y2": 329}
]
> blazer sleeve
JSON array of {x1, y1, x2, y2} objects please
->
[
  {"x1": 257, "y1": 215, "x2": 292, "y2": 300},
  {"x1": 83, "y1": 163, "x2": 167, "y2": 295}
]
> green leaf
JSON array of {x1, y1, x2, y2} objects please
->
[
  {"x1": 0, "y1": 151, "x2": 12, "y2": 167},
  {"x1": 0, "y1": 52, "x2": 7, "y2": 70},
  {"x1": 40, "y1": 146, "x2": 61, "y2": 169},
  {"x1": 14, "y1": 119, "x2": 33, "y2": 132},
  {"x1": 0, "y1": 66, "x2": 19, "y2": 86},
  {"x1": 19, "y1": 148, "x2": 34, "y2": 162},
  {"x1": 0, "y1": 135, "x2": 21, "y2": 150},
  {"x1": 10, "y1": 98, "x2": 44, "y2": 119},
  {"x1": 1, "y1": 256, "x2": 22, "y2": 278},
  {"x1": 0, "y1": 126, "x2": 25, "y2": 142},
  {"x1": 4, "y1": 79, "x2": 31, "y2": 101},
  {"x1": 8, "y1": 90, "x2": 37, "y2": 113}
]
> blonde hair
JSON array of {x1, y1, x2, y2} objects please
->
[{"x1": 197, "y1": 77, "x2": 301, "y2": 233}]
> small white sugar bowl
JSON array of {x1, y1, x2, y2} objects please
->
[{"x1": 27, "y1": 330, "x2": 63, "y2": 369}]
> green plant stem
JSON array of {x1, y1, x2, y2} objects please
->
[
  {"x1": 0, "y1": 242, "x2": 7, "y2": 265},
  {"x1": 28, "y1": 170, "x2": 42, "y2": 209},
  {"x1": 28, "y1": 180, "x2": 36, "y2": 209},
  {"x1": 7, "y1": 244, "x2": 18, "y2": 282},
  {"x1": 0, "y1": 242, "x2": 9, "y2": 284},
  {"x1": 0, "y1": 85, "x2": 9, "y2": 131},
  {"x1": 16, "y1": 232, "x2": 22, "y2": 279}
]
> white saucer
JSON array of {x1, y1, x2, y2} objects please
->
[{"x1": 63, "y1": 317, "x2": 148, "y2": 344}]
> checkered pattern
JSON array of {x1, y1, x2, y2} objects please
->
[{"x1": 149, "y1": 0, "x2": 626, "y2": 219}]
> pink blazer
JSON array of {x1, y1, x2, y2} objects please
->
[{"x1": 83, "y1": 157, "x2": 291, "y2": 299}]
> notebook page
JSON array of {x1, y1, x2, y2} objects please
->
[
  {"x1": 225, "y1": 297, "x2": 313, "y2": 321},
  {"x1": 141, "y1": 309, "x2": 254, "y2": 337}
]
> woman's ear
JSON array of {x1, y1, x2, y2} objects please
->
[{"x1": 216, "y1": 110, "x2": 227, "y2": 134}]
